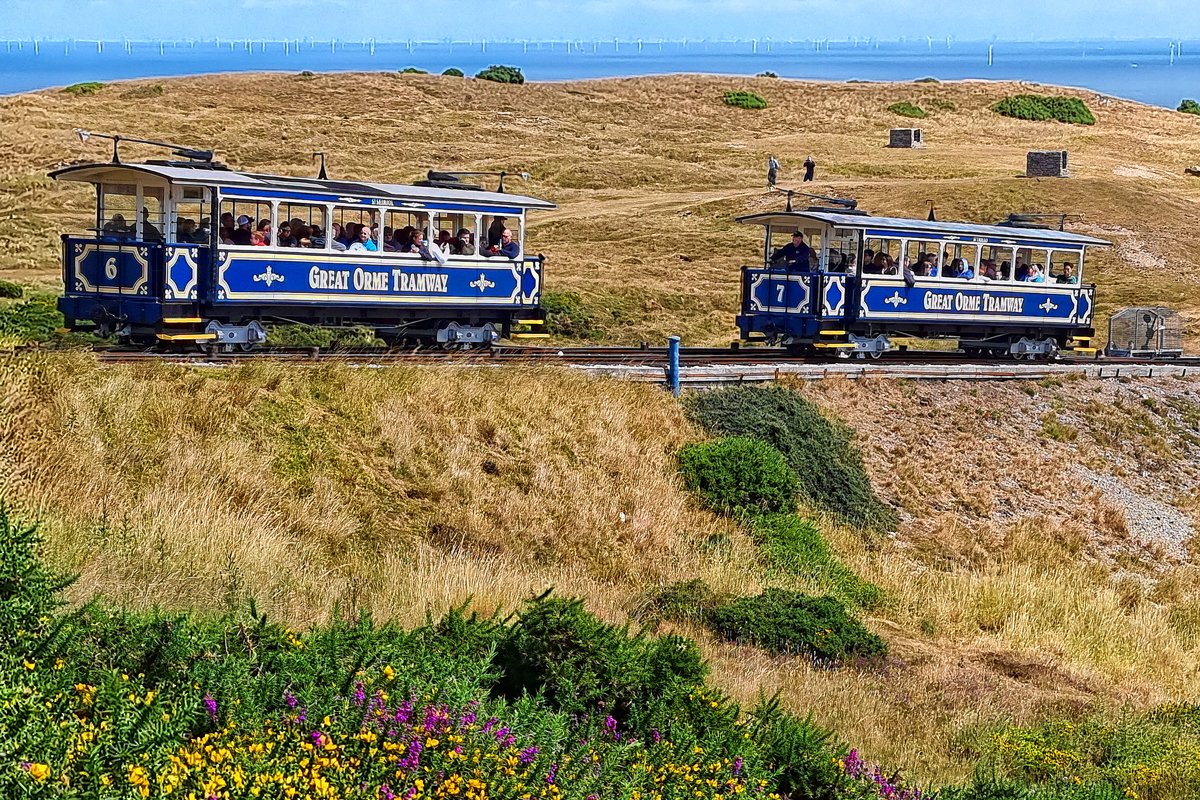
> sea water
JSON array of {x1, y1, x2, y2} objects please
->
[{"x1": 1, "y1": 38, "x2": 1196, "y2": 110}]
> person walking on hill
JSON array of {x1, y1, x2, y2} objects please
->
[{"x1": 803, "y1": 156, "x2": 816, "y2": 182}]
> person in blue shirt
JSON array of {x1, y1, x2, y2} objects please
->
[
  {"x1": 348, "y1": 226, "x2": 379, "y2": 251},
  {"x1": 769, "y1": 231, "x2": 811, "y2": 271},
  {"x1": 483, "y1": 228, "x2": 521, "y2": 259}
]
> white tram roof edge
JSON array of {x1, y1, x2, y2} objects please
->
[
  {"x1": 49, "y1": 161, "x2": 558, "y2": 211},
  {"x1": 737, "y1": 211, "x2": 1111, "y2": 248}
]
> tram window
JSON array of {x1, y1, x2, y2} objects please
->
[
  {"x1": 383, "y1": 210, "x2": 429, "y2": 253},
  {"x1": 219, "y1": 199, "x2": 271, "y2": 246},
  {"x1": 280, "y1": 203, "x2": 327, "y2": 248},
  {"x1": 172, "y1": 187, "x2": 209, "y2": 245},
  {"x1": 99, "y1": 184, "x2": 137, "y2": 239},
  {"x1": 981, "y1": 246, "x2": 1015, "y2": 281},
  {"x1": 1015, "y1": 248, "x2": 1050, "y2": 282},
  {"x1": 432, "y1": 212, "x2": 478, "y2": 256},
  {"x1": 332, "y1": 206, "x2": 381, "y2": 252},
  {"x1": 906, "y1": 241, "x2": 939, "y2": 276},
  {"x1": 1049, "y1": 251, "x2": 1082, "y2": 284},
  {"x1": 863, "y1": 238, "x2": 901, "y2": 274},
  {"x1": 481, "y1": 214, "x2": 522, "y2": 258}
]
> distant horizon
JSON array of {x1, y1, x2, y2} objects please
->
[{"x1": 2, "y1": 36, "x2": 1196, "y2": 43}]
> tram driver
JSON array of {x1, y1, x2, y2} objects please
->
[{"x1": 769, "y1": 230, "x2": 811, "y2": 271}]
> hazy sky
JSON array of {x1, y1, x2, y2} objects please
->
[{"x1": 1, "y1": 0, "x2": 1198, "y2": 42}]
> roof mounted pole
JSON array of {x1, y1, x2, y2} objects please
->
[{"x1": 73, "y1": 129, "x2": 214, "y2": 163}]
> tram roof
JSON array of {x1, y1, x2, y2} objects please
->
[
  {"x1": 49, "y1": 162, "x2": 557, "y2": 211},
  {"x1": 736, "y1": 211, "x2": 1111, "y2": 248}
]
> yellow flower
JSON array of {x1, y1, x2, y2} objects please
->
[
  {"x1": 384, "y1": 665, "x2": 396, "y2": 682},
  {"x1": 23, "y1": 660, "x2": 35, "y2": 671},
  {"x1": 27, "y1": 763, "x2": 50, "y2": 781}
]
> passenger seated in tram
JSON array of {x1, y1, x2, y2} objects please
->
[
  {"x1": 1025, "y1": 263, "x2": 1045, "y2": 282},
  {"x1": 999, "y1": 261, "x2": 1012, "y2": 281},
  {"x1": 1014, "y1": 258, "x2": 1028, "y2": 281},
  {"x1": 454, "y1": 228, "x2": 475, "y2": 255},
  {"x1": 251, "y1": 231, "x2": 266, "y2": 246},
  {"x1": 487, "y1": 216, "x2": 508, "y2": 248},
  {"x1": 977, "y1": 260, "x2": 997, "y2": 281},
  {"x1": 230, "y1": 215, "x2": 254, "y2": 245},
  {"x1": 175, "y1": 218, "x2": 199, "y2": 243},
  {"x1": 276, "y1": 222, "x2": 298, "y2": 248},
  {"x1": 101, "y1": 214, "x2": 132, "y2": 238},
  {"x1": 769, "y1": 231, "x2": 811, "y2": 271},
  {"x1": 219, "y1": 212, "x2": 235, "y2": 243},
  {"x1": 1055, "y1": 264, "x2": 1077, "y2": 284},
  {"x1": 482, "y1": 228, "x2": 520, "y2": 259},
  {"x1": 349, "y1": 226, "x2": 379, "y2": 251},
  {"x1": 842, "y1": 253, "x2": 857, "y2": 273},
  {"x1": 257, "y1": 219, "x2": 272, "y2": 245}
]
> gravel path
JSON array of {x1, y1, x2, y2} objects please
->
[{"x1": 1072, "y1": 465, "x2": 1194, "y2": 561}]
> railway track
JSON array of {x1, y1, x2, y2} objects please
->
[{"x1": 8, "y1": 344, "x2": 1197, "y2": 384}]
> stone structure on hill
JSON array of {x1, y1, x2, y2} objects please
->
[
  {"x1": 1027, "y1": 150, "x2": 1069, "y2": 177},
  {"x1": 888, "y1": 128, "x2": 923, "y2": 148}
]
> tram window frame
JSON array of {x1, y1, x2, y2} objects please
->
[
  {"x1": 140, "y1": 186, "x2": 166, "y2": 243},
  {"x1": 171, "y1": 186, "x2": 210, "y2": 245},
  {"x1": 905, "y1": 240, "x2": 941, "y2": 277},
  {"x1": 980, "y1": 245, "x2": 1016, "y2": 282},
  {"x1": 218, "y1": 199, "x2": 273, "y2": 247},
  {"x1": 432, "y1": 211, "x2": 479, "y2": 257},
  {"x1": 481, "y1": 213, "x2": 523, "y2": 258},
  {"x1": 824, "y1": 227, "x2": 860, "y2": 273},
  {"x1": 332, "y1": 206, "x2": 382, "y2": 253},
  {"x1": 278, "y1": 203, "x2": 328, "y2": 250},
  {"x1": 98, "y1": 183, "x2": 139, "y2": 239},
  {"x1": 382, "y1": 209, "x2": 430, "y2": 255},
  {"x1": 1048, "y1": 250, "x2": 1082, "y2": 284},
  {"x1": 1014, "y1": 248, "x2": 1051, "y2": 283},
  {"x1": 862, "y1": 237, "x2": 901, "y2": 275}
]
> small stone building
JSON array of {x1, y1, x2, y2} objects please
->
[
  {"x1": 1027, "y1": 150, "x2": 1069, "y2": 177},
  {"x1": 888, "y1": 128, "x2": 923, "y2": 148}
]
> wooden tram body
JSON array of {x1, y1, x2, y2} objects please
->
[
  {"x1": 51, "y1": 158, "x2": 555, "y2": 347},
  {"x1": 737, "y1": 209, "x2": 1110, "y2": 358}
]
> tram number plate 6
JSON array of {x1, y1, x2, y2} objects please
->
[{"x1": 104, "y1": 257, "x2": 118, "y2": 280}]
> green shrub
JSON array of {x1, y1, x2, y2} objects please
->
[
  {"x1": 678, "y1": 436, "x2": 798, "y2": 515},
  {"x1": 61, "y1": 81, "x2": 105, "y2": 96},
  {"x1": 750, "y1": 514, "x2": 884, "y2": 608},
  {"x1": 1179, "y1": 99, "x2": 1200, "y2": 115},
  {"x1": 494, "y1": 593, "x2": 706, "y2": 725},
  {"x1": 442, "y1": 67, "x2": 464, "y2": 77},
  {"x1": 990, "y1": 95, "x2": 1096, "y2": 125},
  {"x1": 0, "y1": 279, "x2": 23, "y2": 299},
  {"x1": 0, "y1": 296, "x2": 64, "y2": 342},
  {"x1": 475, "y1": 65, "x2": 524, "y2": 84},
  {"x1": 684, "y1": 386, "x2": 899, "y2": 531},
  {"x1": 541, "y1": 290, "x2": 604, "y2": 339},
  {"x1": 400, "y1": 67, "x2": 429, "y2": 74},
  {"x1": 0, "y1": 506, "x2": 76, "y2": 649},
  {"x1": 887, "y1": 101, "x2": 927, "y2": 118},
  {"x1": 704, "y1": 588, "x2": 888, "y2": 663},
  {"x1": 297, "y1": 70, "x2": 316, "y2": 79},
  {"x1": 635, "y1": 578, "x2": 725, "y2": 623},
  {"x1": 723, "y1": 90, "x2": 768, "y2": 109},
  {"x1": 757, "y1": 71, "x2": 778, "y2": 78},
  {"x1": 915, "y1": 76, "x2": 940, "y2": 83},
  {"x1": 749, "y1": 693, "x2": 851, "y2": 800},
  {"x1": 926, "y1": 98, "x2": 957, "y2": 111}
]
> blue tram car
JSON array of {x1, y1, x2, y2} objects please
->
[
  {"x1": 737, "y1": 205, "x2": 1110, "y2": 358},
  {"x1": 52, "y1": 148, "x2": 554, "y2": 348}
]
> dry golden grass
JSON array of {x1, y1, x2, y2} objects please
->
[
  {"x1": 4, "y1": 349, "x2": 1200, "y2": 785},
  {"x1": 2, "y1": 72, "x2": 1200, "y2": 345}
]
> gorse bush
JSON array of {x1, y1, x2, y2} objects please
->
[
  {"x1": 724, "y1": 90, "x2": 768, "y2": 109},
  {"x1": 476, "y1": 64, "x2": 524, "y2": 84},
  {"x1": 0, "y1": 296, "x2": 64, "y2": 342},
  {"x1": 541, "y1": 290, "x2": 605, "y2": 339},
  {"x1": 0, "y1": 278, "x2": 23, "y2": 299},
  {"x1": 991, "y1": 95, "x2": 1096, "y2": 125},
  {"x1": 442, "y1": 67, "x2": 465, "y2": 77},
  {"x1": 0, "y1": 504, "x2": 75, "y2": 649},
  {"x1": 1179, "y1": 99, "x2": 1200, "y2": 115},
  {"x1": 684, "y1": 385, "x2": 899, "y2": 531},
  {"x1": 887, "y1": 101, "x2": 928, "y2": 118},
  {"x1": 706, "y1": 588, "x2": 888, "y2": 663},
  {"x1": 61, "y1": 82, "x2": 105, "y2": 96},
  {"x1": 678, "y1": 436, "x2": 798, "y2": 515},
  {"x1": 400, "y1": 66, "x2": 429, "y2": 74}
]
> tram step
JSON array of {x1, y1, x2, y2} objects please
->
[
  {"x1": 156, "y1": 332, "x2": 217, "y2": 342},
  {"x1": 509, "y1": 333, "x2": 551, "y2": 339}
]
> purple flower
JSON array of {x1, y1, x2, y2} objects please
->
[
  {"x1": 545, "y1": 763, "x2": 558, "y2": 785},
  {"x1": 353, "y1": 682, "x2": 366, "y2": 707},
  {"x1": 398, "y1": 737, "x2": 423, "y2": 771},
  {"x1": 312, "y1": 730, "x2": 327, "y2": 747},
  {"x1": 203, "y1": 693, "x2": 218, "y2": 723},
  {"x1": 284, "y1": 692, "x2": 297, "y2": 709},
  {"x1": 519, "y1": 746, "x2": 539, "y2": 765},
  {"x1": 651, "y1": 729, "x2": 661, "y2": 744},
  {"x1": 733, "y1": 757, "x2": 743, "y2": 775},
  {"x1": 459, "y1": 711, "x2": 477, "y2": 727},
  {"x1": 380, "y1": 785, "x2": 396, "y2": 800}
]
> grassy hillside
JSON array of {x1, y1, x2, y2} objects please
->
[
  {"x1": 4, "y1": 352, "x2": 1200, "y2": 788},
  {"x1": 1, "y1": 72, "x2": 1199, "y2": 346}
]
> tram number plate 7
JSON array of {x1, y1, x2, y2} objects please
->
[{"x1": 776, "y1": 284, "x2": 785, "y2": 303}]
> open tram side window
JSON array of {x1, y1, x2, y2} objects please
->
[
  {"x1": 481, "y1": 213, "x2": 523, "y2": 257},
  {"x1": 1049, "y1": 250, "x2": 1082, "y2": 284},
  {"x1": 99, "y1": 184, "x2": 138, "y2": 239},
  {"x1": 218, "y1": 199, "x2": 271, "y2": 246},
  {"x1": 863, "y1": 238, "x2": 901, "y2": 275},
  {"x1": 939, "y1": 243, "x2": 980, "y2": 279},
  {"x1": 979, "y1": 245, "x2": 1015, "y2": 281},
  {"x1": 905, "y1": 240, "x2": 940, "y2": 276},
  {"x1": 1014, "y1": 248, "x2": 1050, "y2": 282},
  {"x1": 279, "y1": 203, "x2": 328, "y2": 249},
  {"x1": 825, "y1": 228, "x2": 860, "y2": 273},
  {"x1": 332, "y1": 206, "x2": 381, "y2": 252},
  {"x1": 172, "y1": 187, "x2": 210, "y2": 245},
  {"x1": 383, "y1": 210, "x2": 429, "y2": 253},
  {"x1": 432, "y1": 212, "x2": 479, "y2": 256},
  {"x1": 138, "y1": 187, "x2": 165, "y2": 243}
]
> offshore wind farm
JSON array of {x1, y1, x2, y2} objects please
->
[{"x1": 1, "y1": 36, "x2": 1198, "y2": 108}]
